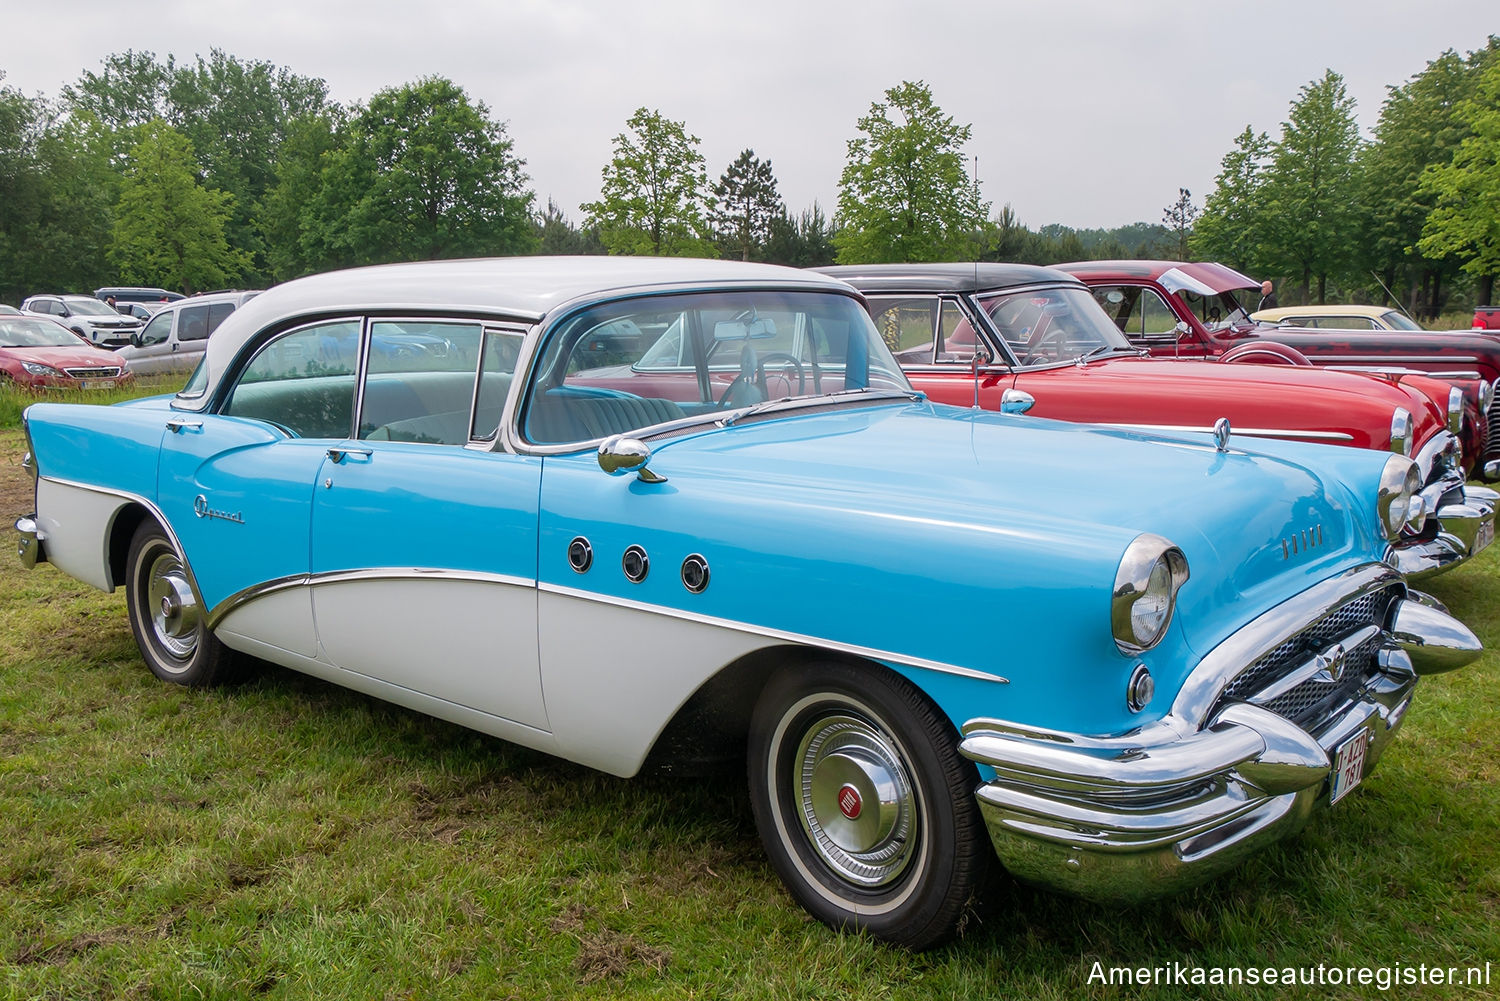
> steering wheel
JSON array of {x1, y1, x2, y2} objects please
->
[
  {"x1": 758, "y1": 351, "x2": 806, "y2": 397},
  {"x1": 1019, "y1": 328, "x2": 1070, "y2": 365}
]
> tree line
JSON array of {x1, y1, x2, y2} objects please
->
[
  {"x1": 2, "y1": 40, "x2": 1495, "y2": 314},
  {"x1": 1192, "y1": 37, "x2": 1499, "y2": 316}
]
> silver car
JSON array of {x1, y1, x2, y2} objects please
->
[{"x1": 115, "y1": 291, "x2": 261, "y2": 375}]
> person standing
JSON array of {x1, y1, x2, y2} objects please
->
[{"x1": 1258, "y1": 280, "x2": 1278, "y2": 310}]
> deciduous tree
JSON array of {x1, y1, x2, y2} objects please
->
[
  {"x1": 1259, "y1": 71, "x2": 1363, "y2": 302},
  {"x1": 834, "y1": 81, "x2": 986, "y2": 264},
  {"x1": 305, "y1": 77, "x2": 535, "y2": 266},
  {"x1": 109, "y1": 120, "x2": 250, "y2": 293},
  {"x1": 582, "y1": 108, "x2": 715, "y2": 257},
  {"x1": 1419, "y1": 54, "x2": 1500, "y2": 304},
  {"x1": 1190, "y1": 127, "x2": 1272, "y2": 274}
]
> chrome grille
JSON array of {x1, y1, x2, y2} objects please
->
[
  {"x1": 64, "y1": 367, "x2": 122, "y2": 378},
  {"x1": 1486, "y1": 397, "x2": 1500, "y2": 463},
  {"x1": 1214, "y1": 585, "x2": 1402, "y2": 730}
]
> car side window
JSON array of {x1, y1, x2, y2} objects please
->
[
  {"x1": 358, "y1": 320, "x2": 486, "y2": 446},
  {"x1": 472, "y1": 329, "x2": 525, "y2": 441},
  {"x1": 222, "y1": 320, "x2": 360, "y2": 439},
  {"x1": 139, "y1": 311, "x2": 172, "y2": 347},
  {"x1": 937, "y1": 300, "x2": 982, "y2": 363},
  {"x1": 1093, "y1": 285, "x2": 1177, "y2": 339},
  {"x1": 206, "y1": 303, "x2": 236, "y2": 336},
  {"x1": 866, "y1": 296, "x2": 937, "y2": 364},
  {"x1": 179, "y1": 305, "x2": 210, "y2": 342}
]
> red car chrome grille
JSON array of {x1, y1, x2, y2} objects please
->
[{"x1": 64, "y1": 367, "x2": 123, "y2": 379}]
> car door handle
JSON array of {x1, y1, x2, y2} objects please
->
[
  {"x1": 326, "y1": 447, "x2": 373, "y2": 464},
  {"x1": 166, "y1": 419, "x2": 203, "y2": 433}
]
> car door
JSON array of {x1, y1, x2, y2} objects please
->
[
  {"x1": 128, "y1": 308, "x2": 176, "y2": 373},
  {"x1": 154, "y1": 318, "x2": 365, "y2": 658},
  {"x1": 307, "y1": 319, "x2": 547, "y2": 729}
]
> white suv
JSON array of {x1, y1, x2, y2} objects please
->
[
  {"x1": 21, "y1": 294, "x2": 145, "y2": 347},
  {"x1": 115, "y1": 291, "x2": 261, "y2": 374}
]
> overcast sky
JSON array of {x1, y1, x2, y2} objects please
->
[{"x1": 6, "y1": 1, "x2": 1496, "y2": 231}]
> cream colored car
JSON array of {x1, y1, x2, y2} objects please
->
[{"x1": 1252, "y1": 304, "x2": 1425, "y2": 331}]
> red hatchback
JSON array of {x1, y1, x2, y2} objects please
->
[{"x1": 0, "y1": 314, "x2": 134, "y2": 390}]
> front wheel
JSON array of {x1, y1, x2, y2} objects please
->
[
  {"x1": 747, "y1": 661, "x2": 991, "y2": 948},
  {"x1": 124, "y1": 521, "x2": 237, "y2": 686}
]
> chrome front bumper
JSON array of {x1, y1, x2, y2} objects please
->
[
  {"x1": 959, "y1": 569, "x2": 1481, "y2": 903},
  {"x1": 1393, "y1": 483, "x2": 1497, "y2": 581}
]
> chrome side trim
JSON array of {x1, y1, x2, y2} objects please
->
[
  {"x1": 540, "y1": 581, "x2": 1010, "y2": 684},
  {"x1": 1315, "y1": 357, "x2": 1481, "y2": 368},
  {"x1": 205, "y1": 566, "x2": 538, "y2": 630},
  {"x1": 1096, "y1": 423, "x2": 1354, "y2": 442}
]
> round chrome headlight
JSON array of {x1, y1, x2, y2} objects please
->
[
  {"x1": 1112, "y1": 534, "x2": 1190, "y2": 655},
  {"x1": 1447, "y1": 386, "x2": 1464, "y2": 435},
  {"x1": 1377, "y1": 455, "x2": 1422, "y2": 541},
  {"x1": 1389, "y1": 407, "x2": 1412, "y2": 456}
]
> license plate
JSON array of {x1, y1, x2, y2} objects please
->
[
  {"x1": 1475, "y1": 518, "x2": 1494, "y2": 556},
  {"x1": 78, "y1": 380, "x2": 117, "y2": 390},
  {"x1": 1329, "y1": 728, "x2": 1369, "y2": 805}
]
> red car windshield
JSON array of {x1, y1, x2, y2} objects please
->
[
  {"x1": 0, "y1": 317, "x2": 88, "y2": 348},
  {"x1": 1179, "y1": 287, "x2": 1254, "y2": 332}
]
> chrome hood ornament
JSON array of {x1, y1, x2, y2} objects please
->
[{"x1": 1213, "y1": 417, "x2": 1232, "y2": 453}]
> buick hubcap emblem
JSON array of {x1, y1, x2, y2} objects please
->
[{"x1": 837, "y1": 784, "x2": 862, "y2": 820}]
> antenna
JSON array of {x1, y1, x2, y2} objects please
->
[{"x1": 1371, "y1": 271, "x2": 1417, "y2": 323}]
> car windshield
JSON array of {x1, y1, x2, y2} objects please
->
[
  {"x1": 1180, "y1": 287, "x2": 1253, "y2": 331},
  {"x1": 1381, "y1": 310, "x2": 1423, "y2": 331},
  {"x1": 66, "y1": 298, "x2": 123, "y2": 317},
  {"x1": 974, "y1": 286, "x2": 1134, "y2": 365},
  {"x1": 0, "y1": 317, "x2": 86, "y2": 348},
  {"x1": 522, "y1": 289, "x2": 911, "y2": 445}
]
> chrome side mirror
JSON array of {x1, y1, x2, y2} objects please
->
[
  {"x1": 1000, "y1": 388, "x2": 1034, "y2": 415},
  {"x1": 1174, "y1": 320, "x2": 1191, "y2": 339},
  {"x1": 598, "y1": 435, "x2": 667, "y2": 483}
]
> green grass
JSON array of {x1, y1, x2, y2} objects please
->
[
  {"x1": 0, "y1": 373, "x2": 188, "y2": 429},
  {"x1": 1, "y1": 408, "x2": 1498, "y2": 997}
]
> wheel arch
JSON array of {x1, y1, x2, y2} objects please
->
[
  {"x1": 642, "y1": 644, "x2": 916, "y2": 775},
  {"x1": 106, "y1": 502, "x2": 153, "y2": 591},
  {"x1": 1220, "y1": 340, "x2": 1313, "y2": 366}
]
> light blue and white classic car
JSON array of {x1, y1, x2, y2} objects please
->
[{"x1": 15, "y1": 258, "x2": 1482, "y2": 947}]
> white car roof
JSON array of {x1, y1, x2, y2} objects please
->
[{"x1": 179, "y1": 256, "x2": 858, "y2": 408}]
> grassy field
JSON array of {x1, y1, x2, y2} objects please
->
[{"x1": 1, "y1": 391, "x2": 1497, "y2": 999}]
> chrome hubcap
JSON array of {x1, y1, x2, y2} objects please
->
[
  {"x1": 146, "y1": 552, "x2": 199, "y2": 663},
  {"x1": 795, "y1": 712, "x2": 916, "y2": 887}
]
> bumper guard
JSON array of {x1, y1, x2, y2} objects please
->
[{"x1": 959, "y1": 575, "x2": 1480, "y2": 903}]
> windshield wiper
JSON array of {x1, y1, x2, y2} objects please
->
[
  {"x1": 718, "y1": 388, "x2": 923, "y2": 427},
  {"x1": 1075, "y1": 344, "x2": 1122, "y2": 365}
]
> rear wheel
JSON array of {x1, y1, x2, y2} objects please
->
[
  {"x1": 124, "y1": 521, "x2": 236, "y2": 686},
  {"x1": 747, "y1": 661, "x2": 991, "y2": 948}
]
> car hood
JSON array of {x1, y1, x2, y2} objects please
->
[
  {"x1": 1016, "y1": 356, "x2": 1444, "y2": 449},
  {"x1": 637, "y1": 401, "x2": 1388, "y2": 663},
  {"x1": 1, "y1": 345, "x2": 125, "y2": 369}
]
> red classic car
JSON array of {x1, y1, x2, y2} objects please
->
[
  {"x1": 819, "y1": 263, "x2": 1496, "y2": 580},
  {"x1": 1475, "y1": 306, "x2": 1499, "y2": 331},
  {"x1": 0, "y1": 313, "x2": 134, "y2": 390},
  {"x1": 1055, "y1": 260, "x2": 1500, "y2": 481}
]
